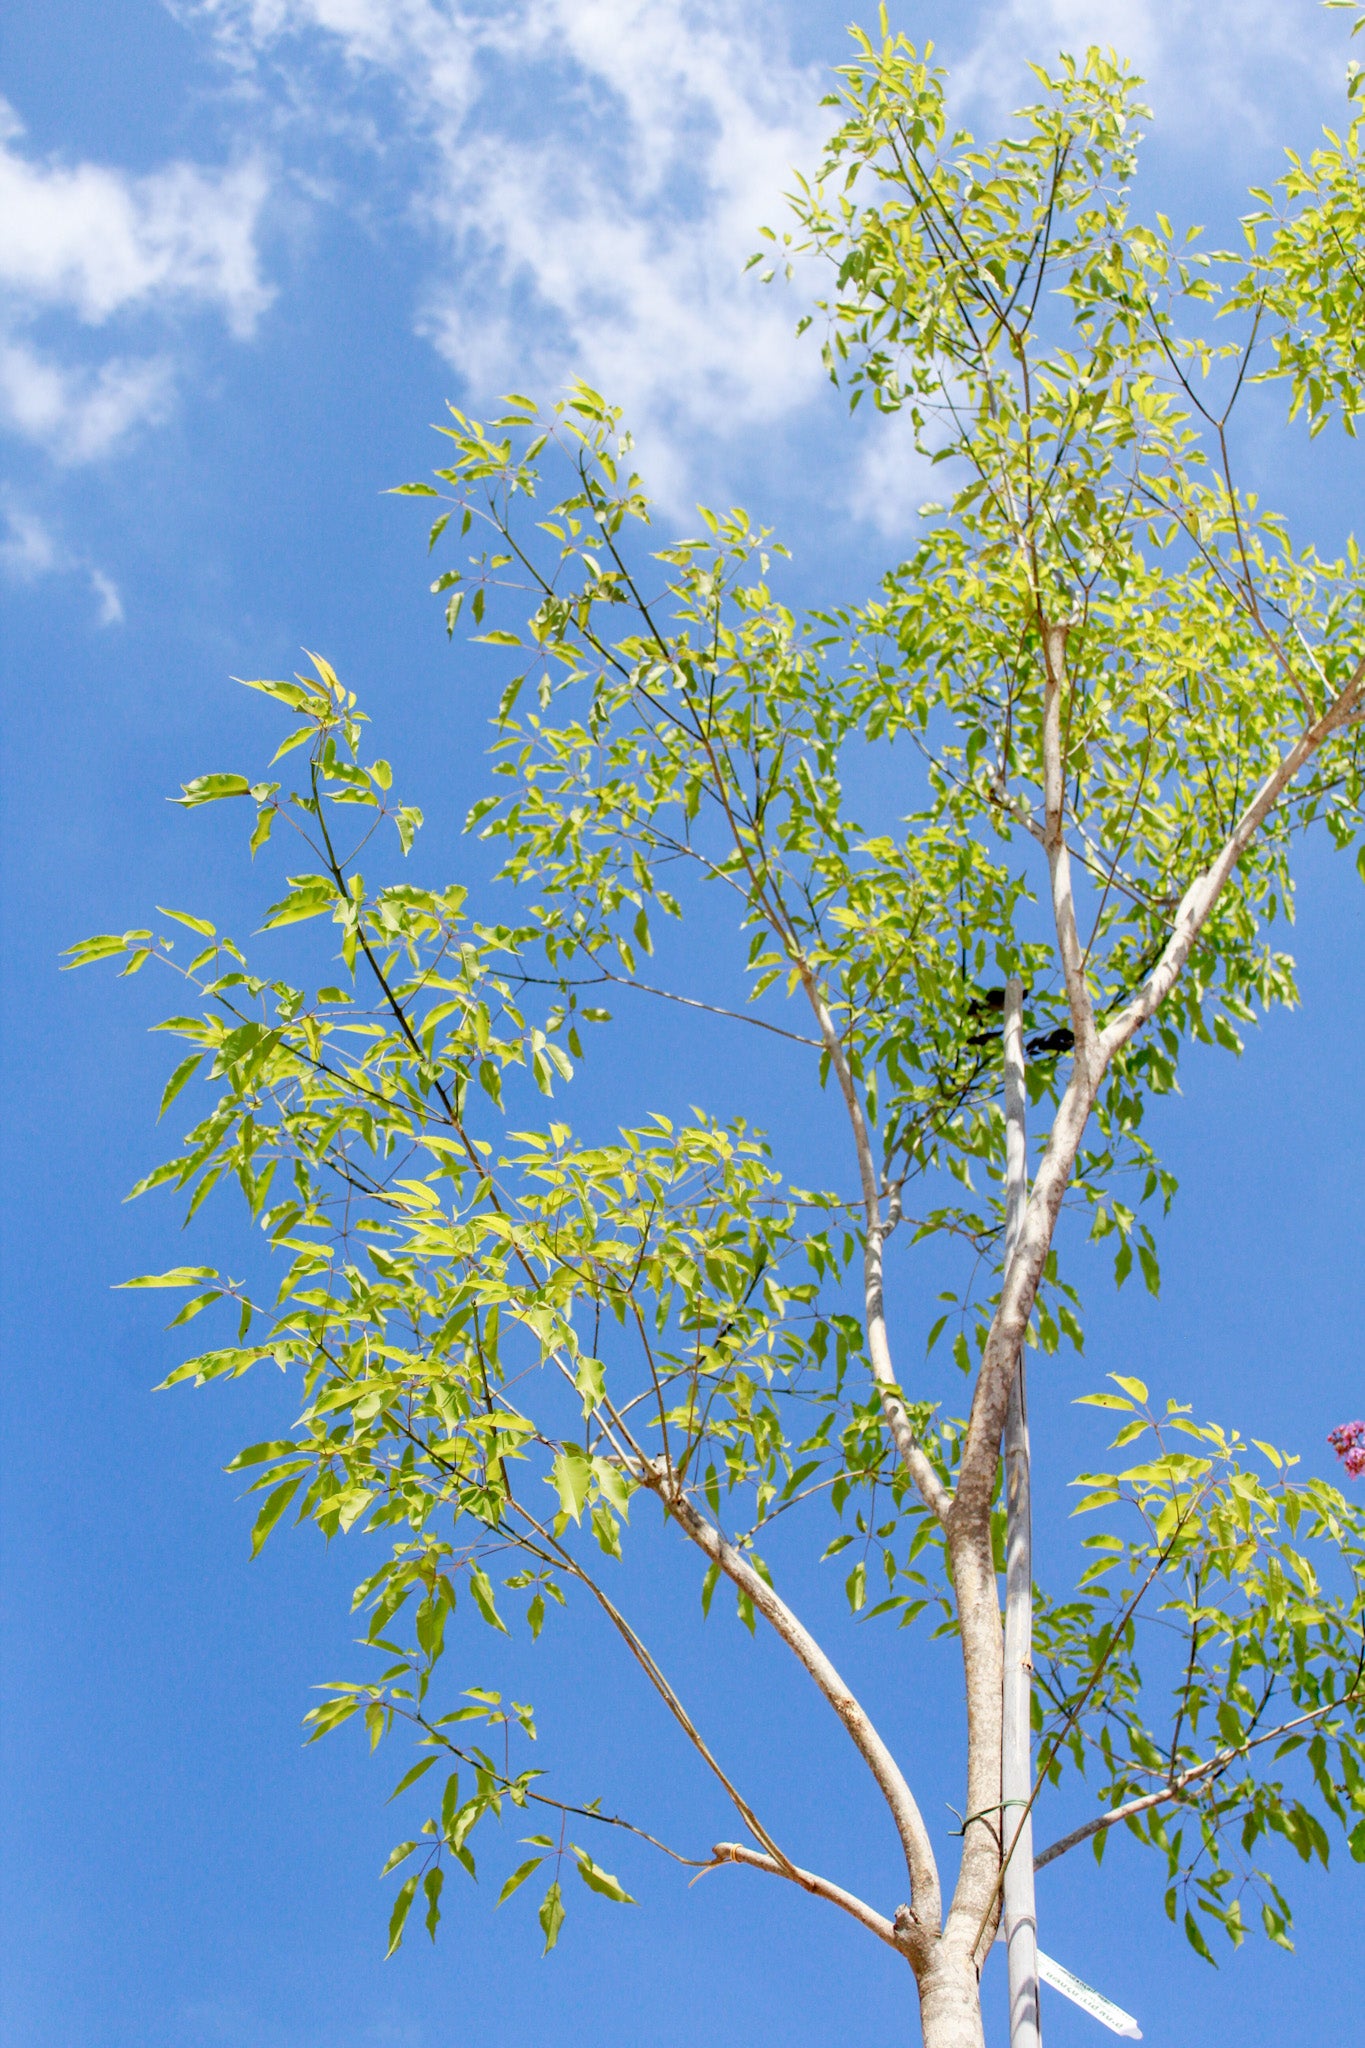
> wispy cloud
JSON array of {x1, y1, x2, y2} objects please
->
[
  {"x1": 0, "y1": 499, "x2": 58, "y2": 578},
  {"x1": 88, "y1": 567, "x2": 125, "y2": 626},
  {"x1": 0, "y1": 496, "x2": 124, "y2": 625},
  {"x1": 0, "y1": 107, "x2": 272, "y2": 333},
  {"x1": 179, "y1": 0, "x2": 832, "y2": 495},
  {"x1": 170, "y1": 0, "x2": 1362, "y2": 513},
  {"x1": 0, "y1": 97, "x2": 272, "y2": 460},
  {"x1": 953, "y1": 0, "x2": 1347, "y2": 144},
  {"x1": 0, "y1": 342, "x2": 174, "y2": 461},
  {"x1": 847, "y1": 408, "x2": 950, "y2": 545}
]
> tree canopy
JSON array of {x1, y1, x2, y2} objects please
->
[{"x1": 75, "y1": 15, "x2": 1365, "y2": 2045}]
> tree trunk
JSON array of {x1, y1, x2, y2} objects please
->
[{"x1": 917, "y1": 1955, "x2": 986, "y2": 2048}]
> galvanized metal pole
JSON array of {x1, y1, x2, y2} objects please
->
[{"x1": 1001, "y1": 975, "x2": 1040, "y2": 2048}]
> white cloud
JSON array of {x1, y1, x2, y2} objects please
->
[
  {"x1": 1, "y1": 497, "x2": 124, "y2": 625},
  {"x1": 0, "y1": 342, "x2": 174, "y2": 461},
  {"x1": 179, "y1": 0, "x2": 831, "y2": 495},
  {"x1": 88, "y1": 566, "x2": 125, "y2": 626},
  {"x1": 848, "y1": 408, "x2": 948, "y2": 545},
  {"x1": 0, "y1": 500, "x2": 58, "y2": 579},
  {"x1": 171, "y1": 0, "x2": 1361, "y2": 510},
  {"x1": 954, "y1": 0, "x2": 1346, "y2": 144},
  {"x1": 0, "y1": 101, "x2": 273, "y2": 334},
  {"x1": 0, "y1": 98, "x2": 273, "y2": 461}
]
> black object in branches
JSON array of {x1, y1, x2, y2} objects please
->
[{"x1": 1025, "y1": 1027, "x2": 1075, "y2": 1059}]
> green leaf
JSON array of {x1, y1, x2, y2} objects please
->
[
  {"x1": 1184, "y1": 1908, "x2": 1217, "y2": 1965},
  {"x1": 389, "y1": 482, "x2": 440, "y2": 496},
  {"x1": 386, "y1": 1874, "x2": 420, "y2": 1957},
  {"x1": 237, "y1": 677, "x2": 315, "y2": 711},
  {"x1": 423, "y1": 1865, "x2": 445, "y2": 1939},
  {"x1": 224, "y1": 1440, "x2": 299, "y2": 1472},
  {"x1": 270, "y1": 723, "x2": 318, "y2": 764},
  {"x1": 159, "y1": 1052, "x2": 207, "y2": 1118},
  {"x1": 177, "y1": 773, "x2": 252, "y2": 807},
  {"x1": 590, "y1": 1503, "x2": 622, "y2": 1559},
  {"x1": 497, "y1": 1856, "x2": 545, "y2": 1905},
  {"x1": 118, "y1": 1266, "x2": 219, "y2": 1289},
  {"x1": 538, "y1": 1878, "x2": 565, "y2": 1953},
  {"x1": 165, "y1": 1288, "x2": 223, "y2": 1328},
  {"x1": 380, "y1": 1840, "x2": 419, "y2": 1877},
  {"x1": 262, "y1": 884, "x2": 337, "y2": 929},
  {"x1": 304, "y1": 1695, "x2": 360, "y2": 1742},
  {"x1": 388, "y1": 1756, "x2": 439, "y2": 1802},
  {"x1": 63, "y1": 932, "x2": 133, "y2": 967},
  {"x1": 572, "y1": 1848, "x2": 636, "y2": 1903},
  {"x1": 249, "y1": 1475, "x2": 302, "y2": 1556},
  {"x1": 469, "y1": 1567, "x2": 508, "y2": 1633},
  {"x1": 551, "y1": 1446, "x2": 592, "y2": 1523},
  {"x1": 157, "y1": 906, "x2": 216, "y2": 936}
]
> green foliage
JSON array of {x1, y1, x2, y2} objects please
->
[
  {"x1": 1037, "y1": 1382, "x2": 1365, "y2": 1956},
  {"x1": 75, "y1": 6, "x2": 1365, "y2": 1999}
]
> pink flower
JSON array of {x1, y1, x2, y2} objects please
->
[{"x1": 1328, "y1": 1421, "x2": 1365, "y2": 1479}]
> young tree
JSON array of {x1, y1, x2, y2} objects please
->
[{"x1": 74, "y1": 18, "x2": 1365, "y2": 2048}]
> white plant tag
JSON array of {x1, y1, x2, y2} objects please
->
[
  {"x1": 995, "y1": 1931, "x2": 1142, "y2": 2038},
  {"x1": 1037, "y1": 1949, "x2": 1142, "y2": 2038}
]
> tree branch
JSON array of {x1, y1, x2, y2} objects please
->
[
  {"x1": 649, "y1": 1462, "x2": 943, "y2": 1949},
  {"x1": 505, "y1": 1502, "x2": 794, "y2": 1875},
  {"x1": 711, "y1": 1841, "x2": 911, "y2": 1956},
  {"x1": 942, "y1": 648, "x2": 1365, "y2": 1945},
  {"x1": 798, "y1": 970, "x2": 952, "y2": 1528},
  {"x1": 1099, "y1": 654, "x2": 1365, "y2": 1063},
  {"x1": 1034, "y1": 1688, "x2": 1365, "y2": 1871},
  {"x1": 1041, "y1": 620, "x2": 1098, "y2": 1058}
]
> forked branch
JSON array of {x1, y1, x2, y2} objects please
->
[{"x1": 646, "y1": 1459, "x2": 943, "y2": 1944}]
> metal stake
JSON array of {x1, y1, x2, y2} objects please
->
[{"x1": 1001, "y1": 975, "x2": 1040, "y2": 2048}]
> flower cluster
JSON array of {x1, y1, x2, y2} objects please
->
[{"x1": 1328, "y1": 1421, "x2": 1365, "y2": 1479}]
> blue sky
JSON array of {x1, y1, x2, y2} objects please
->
[{"x1": 2, "y1": 4, "x2": 1363, "y2": 2046}]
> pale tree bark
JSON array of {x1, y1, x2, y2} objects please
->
[
  {"x1": 798, "y1": 968, "x2": 952, "y2": 1528},
  {"x1": 944, "y1": 642, "x2": 1365, "y2": 1974},
  {"x1": 922, "y1": 649, "x2": 1359, "y2": 2033},
  {"x1": 639, "y1": 642, "x2": 1364, "y2": 2048},
  {"x1": 645, "y1": 1459, "x2": 943, "y2": 1952}
]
